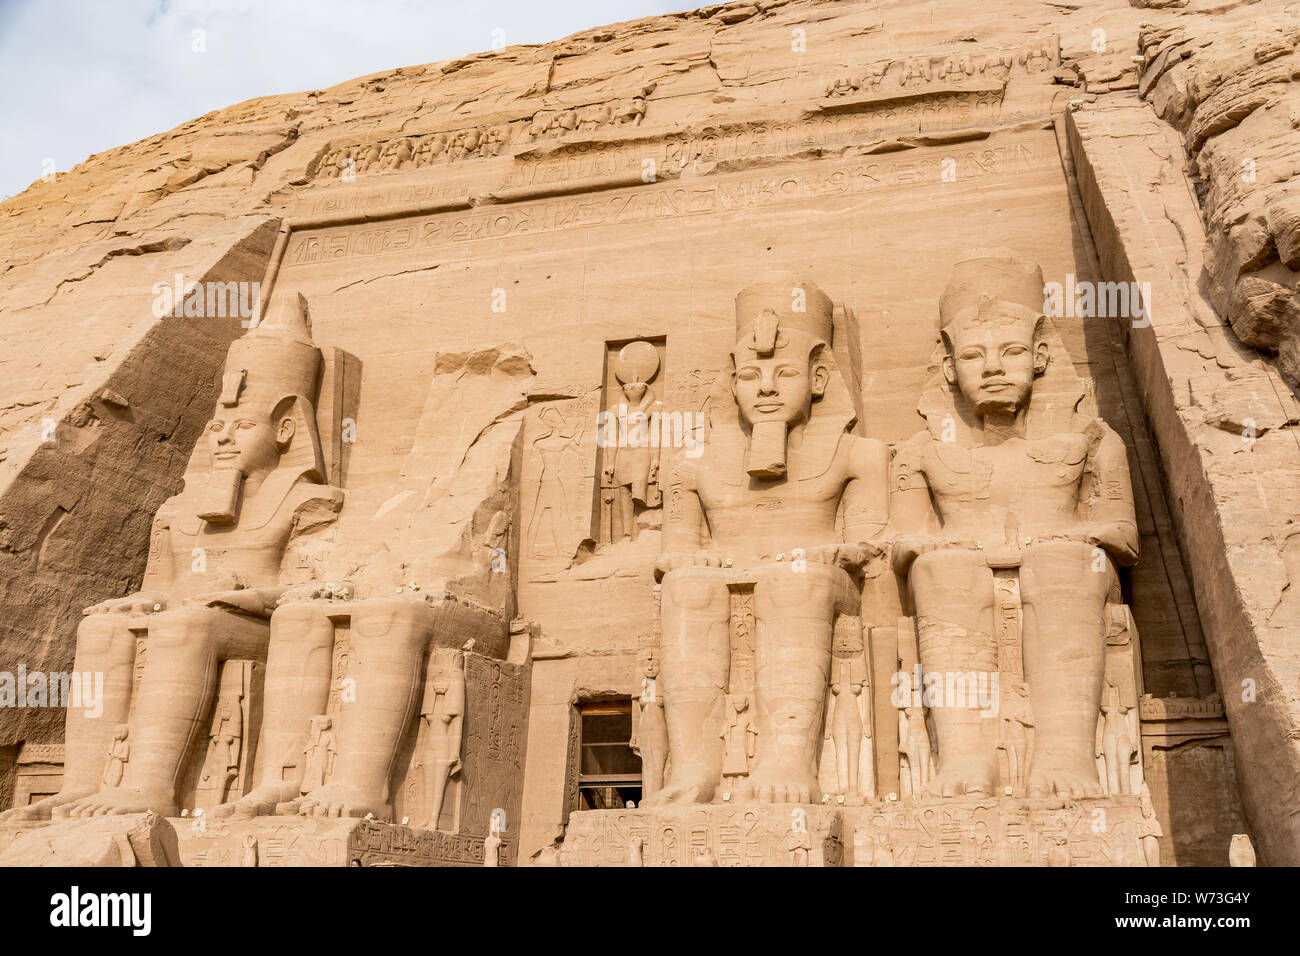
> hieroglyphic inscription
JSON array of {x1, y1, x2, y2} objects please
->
[
  {"x1": 501, "y1": 96, "x2": 1005, "y2": 190},
  {"x1": 350, "y1": 819, "x2": 493, "y2": 867},
  {"x1": 561, "y1": 796, "x2": 1147, "y2": 866},
  {"x1": 728, "y1": 587, "x2": 756, "y2": 696},
  {"x1": 305, "y1": 88, "x2": 1004, "y2": 190},
  {"x1": 824, "y1": 38, "x2": 1061, "y2": 98},
  {"x1": 287, "y1": 139, "x2": 1053, "y2": 267},
  {"x1": 848, "y1": 797, "x2": 1146, "y2": 867},
  {"x1": 560, "y1": 805, "x2": 840, "y2": 867}
]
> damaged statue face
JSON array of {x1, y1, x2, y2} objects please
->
[{"x1": 942, "y1": 308, "x2": 1047, "y2": 416}]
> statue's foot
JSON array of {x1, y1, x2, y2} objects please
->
[
  {"x1": 0, "y1": 789, "x2": 95, "y2": 824},
  {"x1": 642, "y1": 783, "x2": 704, "y2": 806},
  {"x1": 1027, "y1": 763, "x2": 1104, "y2": 800},
  {"x1": 212, "y1": 781, "x2": 301, "y2": 820},
  {"x1": 56, "y1": 787, "x2": 175, "y2": 818},
  {"x1": 642, "y1": 772, "x2": 719, "y2": 806},
  {"x1": 737, "y1": 767, "x2": 819, "y2": 804},
  {"x1": 296, "y1": 783, "x2": 389, "y2": 821},
  {"x1": 926, "y1": 756, "x2": 997, "y2": 799}
]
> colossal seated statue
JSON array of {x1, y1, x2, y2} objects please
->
[
  {"x1": 889, "y1": 251, "x2": 1139, "y2": 800},
  {"x1": 214, "y1": 346, "x2": 526, "y2": 823},
  {"x1": 648, "y1": 278, "x2": 889, "y2": 806},
  {"x1": 0, "y1": 293, "x2": 342, "y2": 821}
]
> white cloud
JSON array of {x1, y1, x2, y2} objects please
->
[{"x1": 0, "y1": 0, "x2": 685, "y2": 199}]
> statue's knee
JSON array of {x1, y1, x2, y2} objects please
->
[
  {"x1": 1023, "y1": 542, "x2": 1114, "y2": 597},
  {"x1": 910, "y1": 549, "x2": 981, "y2": 594},
  {"x1": 757, "y1": 566, "x2": 835, "y2": 612},
  {"x1": 271, "y1": 601, "x2": 334, "y2": 635},
  {"x1": 148, "y1": 606, "x2": 218, "y2": 650},
  {"x1": 352, "y1": 597, "x2": 428, "y2": 639},
  {"x1": 662, "y1": 570, "x2": 726, "y2": 611},
  {"x1": 75, "y1": 614, "x2": 128, "y2": 656}
]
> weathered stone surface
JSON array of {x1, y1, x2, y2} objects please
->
[
  {"x1": 0, "y1": 0, "x2": 1293, "y2": 868},
  {"x1": 0, "y1": 811, "x2": 180, "y2": 866}
]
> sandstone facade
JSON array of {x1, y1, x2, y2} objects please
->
[{"x1": 0, "y1": 0, "x2": 1292, "y2": 866}]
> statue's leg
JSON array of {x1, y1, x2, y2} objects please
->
[
  {"x1": 65, "y1": 606, "x2": 266, "y2": 817},
  {"x1": 642, "y1": 567, "x2": 728, "y2": 806},
  {"x1": 1021, "y1": 540, "x2": 1110, "y2": 799},
  {"x1": 844, "y1": 706, "x2": 862, "y2": 800},
  {"x1": 1104, "y1": 738, "x2": 1121, "y2": 795},
  {"x1": 425, "y1": 755, "x2": 453, "y2": 829},
  {"x1": 1142, "y1": 835, "x2": 1160, "y2": 867},
  {"x1": 745, "y1": 564, "x2": 855, "y2": 804},
  {"x1": 830, "y1": 698, "x2": 851, "y2": 796},
  {"x1": 297, "y1": 597, "x2": 429, "y2": 820},
  {"x1": 4, "y1": 614, "x2": 136, "y2": 821},
  {"x1": 619, "y1": 488, "x2": 636, "y2": 541},
  {"x1": 1120, "y1": 739, "x2": 1136, "y2": 795},
  {"x1": 216, "y1": 600, "x2": 334, "y2": 818},
  {"x1": 909, "y1": 549, "x2": 998, "y2": 797}
]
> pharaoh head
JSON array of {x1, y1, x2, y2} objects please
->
[
  {"x1": 731, "y1": 278, "x2": 834, "y2": 477},
  {"x1": 198, "y1": 292, "x2": 324, "y2": 524},
  {"x1": 636, "y1": 642, "x2": 660, "y2": 679},
  {"x1": 428, "y1": 647, "x2": 464, "y2": 684},
  {"x1": 939, "y1": 252, "x2": 1049, "y2": 417}
]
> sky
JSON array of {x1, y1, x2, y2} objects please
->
[{"x1": 0, "y1": 0, "x2": 688, "y2": 200}]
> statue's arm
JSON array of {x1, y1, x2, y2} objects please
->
[
  {"x1": 887, "y1": 435, "x2": 939, "y2": 532},
  {"x1": 842, "y1": 437, "x2": 890, "y2": 542},
  {"x1": 87, "y1": 506, "x2": 178, "y2": 614},
  {"x1": 656, "y1": 455, "x2": 710, "y2": 576},
  {"x1": 886, "y1": 435, "x2": 944, "y2": 574},
  {"x1": 649, "y1": 401, "x2": 663, "y2": 476},
  {"x1": 197, "y1": 484, "x2": 346, "y2": 616},
  {"x1": 1085, "y1": 427, "x2": 1139, "y2": 567},
  {"x1": 140, "y1": 512, "x2": 175, "y2": 593}
]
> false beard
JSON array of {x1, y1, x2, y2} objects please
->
[
  {"x1": 196, "y1": 469, "x2": 244, "y2": 525},
  {"x1": 745, "y1": 420, "x2": 788, "y2": 478}
]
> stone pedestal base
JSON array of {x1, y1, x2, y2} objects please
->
[
  {"x1": 0, "y1": 812, "x2": 181, "y2": 866},
  {"x1": 559, "y1": 796, "x2": 1151, "y2": 866},
  {"x1": 559, "y1": 803, "x2": 845, "y2": 867},
  {"x1": 1, "y1": 815, "x2": 506, "y2": 867}
]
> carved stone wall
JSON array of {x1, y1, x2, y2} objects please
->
[{"x1": 0, "y1": 0, "x2": 1286, "y2": 865}]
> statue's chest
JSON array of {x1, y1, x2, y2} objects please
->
[
  {"x1": 697, "y1": 461, "x2": 844, "y2": 515},
  {"x1": 923, "y1": 434, "x2": 1088, "y2": 502},
  {"x1": 167, "y1": 502, "x2": 294, "y2": 571}
]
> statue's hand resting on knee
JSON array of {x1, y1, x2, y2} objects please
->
[{"x1": 83, "y1": 592, "x2": 168, "y2": 616}]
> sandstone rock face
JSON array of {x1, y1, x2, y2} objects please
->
[{"x1": 0, "y1": 0, "x2": 1291, "y2": 866}]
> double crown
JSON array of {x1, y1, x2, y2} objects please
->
[{"x1": 218, "y1": 292, "x2": 322, "y2": 412}]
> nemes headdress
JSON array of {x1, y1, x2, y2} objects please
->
[
  {"x1": 195, "y1": 291, "x2": 327, "y2": 525},
  {"x1": 730, "y1": 277, "x2": 836, "y2": 479},
  {"x1": 218, "y1": 292, "x2": 322, "y2": 413}
]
